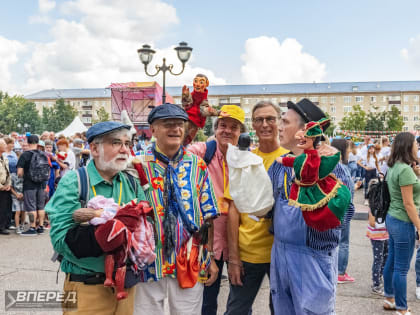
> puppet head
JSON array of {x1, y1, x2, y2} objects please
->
[
  {"x1": 193, "y1": 74, "x2": 209, "y2": 93},
  {"x1": 295, "y1": 118, "x2": 330, "y2": 150}
]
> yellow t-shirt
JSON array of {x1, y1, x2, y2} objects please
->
[{"x1": 239, "y1": 146, "x2": 289, "y2": 263}]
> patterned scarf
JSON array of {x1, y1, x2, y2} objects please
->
[{"x1": 152, "y1": 144, "x2": 197, "y2": 259}]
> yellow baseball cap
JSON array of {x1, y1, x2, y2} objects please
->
[{"x1": 218, "y1": 105, "x2": 245, "y2": 124}]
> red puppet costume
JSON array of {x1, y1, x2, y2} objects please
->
[
  {"x1": 182, "y1": 74, "x2": 219, "y2": 145},
  {"x1": 278, "y1": 118, "x2": 351, "y2": 231},
  {"x1": 94, "y1": 200, "x2": 154, "y2": 300}
]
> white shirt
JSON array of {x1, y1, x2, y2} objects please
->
[
  {"x1": 379, "y1": 146, "x2": 391, "y2": 174},
  {"x1": 360, "y1": 153, "x2": 377, "y2": 170},
  {"x1": 348, "y1": 152, "x2": 358, "y2": 163}
]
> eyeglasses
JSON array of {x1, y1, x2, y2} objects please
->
[
  {"x1": 252, "y1": 116, "x2": 278, "y2": 126},
  {"x1": 106, "y1": 139, "x2": 132, "y2": 150}
]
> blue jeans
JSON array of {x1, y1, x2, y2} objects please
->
[
  {"x1": 348, "y1": 162, "x2": 358, "y2": 182},
  {"x1": 338, "y1": 222, "x2": 351, "y2": 275},
  {"x1": 202, "y1": 257, "x2": 225, "y2": 315},
  {"x1": 383, "y1": 214, "x2": 416, "y2": 310},
  {"x1": 416, "y1": 246, "x2": 420, "y2": 287}
]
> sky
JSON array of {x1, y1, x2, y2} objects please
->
[{"x1": 2, "y1": 0, "x2": 420, "y2": 95}]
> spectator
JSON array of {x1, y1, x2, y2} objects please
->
[
  {"x1": 0, "y1": 138, "x2": 12, "y2": 235},
  {"x1": 379, "y1": 136, "x2": 391, "y2": 175},
  {"x1": 44, "y1": 140, "x2": 60, "y2": 198},
  {"x1": 40, "y1": 131, "x2": 50, "y2": 141},
  {"x1": 331, "y1": 139, "x2": 356, "y2": 284},
  {"x1": 348, "y1": 141, "x2": 359, "y2": 183},
  {"x1": 17, "y1": 135, "x2": 47, "y2": 236},
  {"x1": 56, "y1": 138, "x2": 76, "y2": 177},
  {"x1": 10, "y1": 171, "x2": 24, "y2": 234},
  {"x1": 382, "y1": 132, "x2": 420, "y2": 314},
  {"x1": 3, "y1": 137, "x2": 18, "y2": 229},
  {"x1": 357, "y1": 144, "x2": 379, "y2": 205}
]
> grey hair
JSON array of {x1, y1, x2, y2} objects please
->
[{"x1": 251, "y1": 101, "x2": 281, "y2": 119}]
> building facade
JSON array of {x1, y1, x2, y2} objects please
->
[{"x1": 25, "y1": 81, "x2": 420, "y2": 131}]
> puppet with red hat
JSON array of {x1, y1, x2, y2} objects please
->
[{"x1": 277, "y1": 118, "x2": 351, "y2": 231}]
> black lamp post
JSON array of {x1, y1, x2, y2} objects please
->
[{"x1": 137, "y1": 42, "x2": 192, "y2": 104}]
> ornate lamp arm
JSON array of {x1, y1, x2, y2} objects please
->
[{"x1": 168, "y1": 62, "x2": 186, "y2": 76}]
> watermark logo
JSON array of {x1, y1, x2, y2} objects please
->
[{"x1": 5, "y1": 290, "x2": 77, "y2": 311}]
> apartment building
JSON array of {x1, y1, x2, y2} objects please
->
[
  {"x1": 25, "y1": 88, "x2": 111, "y2": 127},
  {"x1": 25, "y1": 81, "x2": 420, "y2": 131}
]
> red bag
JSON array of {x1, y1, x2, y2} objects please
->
[{"x1": 176, "y1": 237, "x2": 200, "y2": 289}]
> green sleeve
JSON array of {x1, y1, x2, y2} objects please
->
[
  {"x1": 45, "y1": 171, "x2": 80, "y2": 258},
  {"x1": 399, "y1": 165, "x2": 417, "y2": 187},
  {"x1": 135, "y1": 177, "x2": 147, "y2": 201},
  {"x1": 319, "y1": 151, "x2": 341, "y2": 178}
]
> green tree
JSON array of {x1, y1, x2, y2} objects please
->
[
  {"x1": 323, "y1": 112, "x2": 336, "y2": 136},
  {"x1": 339, "y1": 105, "x2": 367, "y2": 131},
  {"x1": 203, "y1": 117, "x2": 214, "y2": 137},
  {"x1": 42, "y1": 98, "x2": 78, "y2": 132},
  {"x1": 0, "y1": 94, "x2": 42, "y2": 134},
  {"x1": 386, "y1": 105, "x2": 404, "y2": 131},
  {"x1": 366, "y1": 107, "x2": 386, "y2": 131},
  {"x1": 194, "y1": 129, "x2": 208, "y2": 142},
  {"x1": 92, "y1": 107, "x2": 110, "y2": 124}
]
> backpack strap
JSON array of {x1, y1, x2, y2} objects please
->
[
  {"x1": 76, "y1": 167, "x2": 89, "y2": 208},
  {"x1": 124, "y1": 172, "x2": 138, "y2": 196},
  {"x1": 203, "y1": 140, "x2": 217, "y2": 165}
]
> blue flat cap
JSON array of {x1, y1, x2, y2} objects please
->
[
  {"x1": 86, "y1": 121, "x2": 131, "y2": 143},
  {"x1": 147, "y1": 103, "x2": 188, "y2": 124}
]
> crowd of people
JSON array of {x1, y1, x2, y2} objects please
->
[{"x1": 0, "y1": 99, "x2": 419, "y2": 314}]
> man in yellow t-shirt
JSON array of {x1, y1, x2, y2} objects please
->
[{"x1": 225, "y1": 101, "x2": 288, "y2": 314}]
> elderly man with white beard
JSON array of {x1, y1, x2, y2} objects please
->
[{"x1": 46, "y1": 121, "x2": 147, "y2": 314}]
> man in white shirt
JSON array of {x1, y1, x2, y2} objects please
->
[{"x1": 379, "y1": 136, "x2": 391, "y2": 175}]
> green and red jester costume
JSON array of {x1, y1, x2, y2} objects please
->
[{"x1": 282, "y1": 120, "x2": 351, "y2": 231}]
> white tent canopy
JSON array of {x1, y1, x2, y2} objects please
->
[{"x1": 57, "y1": 116, "x2": 88, "y2": 137}]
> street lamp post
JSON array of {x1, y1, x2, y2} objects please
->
[{"x1": 137, "y1": 42, "x2": 193, "y2": 104}]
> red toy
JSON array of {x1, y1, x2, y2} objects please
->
[
  {"x1": 277, "y1": 118, "x2": 351, "y2": 231},
  {"x1": 182, "y1": 74, "x2": 219, "y2": 145},
  {"x1": 95, "y1": 200, "x2": 153, "y2": 300}
]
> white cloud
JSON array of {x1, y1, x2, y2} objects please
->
[
  {"x1": 20, "y1": 0, "x2": 225, "y2": 94},
  {"x1": 0, "y1": 36, "x2": 26, "y2": 93},
  {"x1": 401, "y1": 35, "x2": 420, "y2": 67},
  {"x1": 241, "y1": 36, "x2": 326, "y2": 84},
  {"x1": 29, "y1": 0, "x2": 56, "y2": 24}
]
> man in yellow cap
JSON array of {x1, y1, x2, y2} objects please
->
[{"x1": 187, "y1": 104, "x2": 245, "y2": 315}]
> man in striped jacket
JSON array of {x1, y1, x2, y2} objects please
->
[{"x1": 268, "y1": 99, "x2": 354, "y2": 315}]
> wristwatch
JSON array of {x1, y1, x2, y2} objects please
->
[{"x1": 208, "y1": 251, "x2": 215, "y2": 258}]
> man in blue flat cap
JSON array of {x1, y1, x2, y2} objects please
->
[
  {"x1": 133, "y1": 103, "x2": 220, "y2": 315},
  {"x1": 46, "y1": 121, "x2": 148, "y2": 314}
]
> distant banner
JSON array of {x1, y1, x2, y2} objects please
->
[{"x1": 337, "y1": 130, "x2": 400, "y2": 138}]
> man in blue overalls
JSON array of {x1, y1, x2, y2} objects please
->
[{"x1": 268, "y1": 99, "x2": 353, "y2": 314}]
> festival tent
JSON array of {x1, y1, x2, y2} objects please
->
[{"x1": 57, "y1": 116, "x2": 88, "y2": 137}]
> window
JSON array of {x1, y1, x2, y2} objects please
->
[
  {"x1": 321, "y1": 97, "x2": 328, "y2": 103},
  {"x1": 344, "y1": 106, "x2": 352, "y2": 113},
  {"x1": 208, "y1": 98, "x2": 218, "y2": 106},
  {"x1": 389, "y1": 95, "x2": 401, "y2": 101},
  {"x1": 220, "y1": 98, "x2": 228, "y2": 103},
  {"x1": 403, "y1": 126, "x2": 409, "y2": 131},
  {"x1": 321, "y1": 106, "x2": 327, "y2": 112},
  {"x1": 415, "y1": 95, "x2": 420, "y2": 102},
  {"x1": 230, "y1": 97, "x2": 241, "y2": 103},
  {"x1": 380, "y1": 106, "x2": 386, "y2": 112},
  {"x1": 81, "y1": 117, "x2": 91, "y2": 123},
  {"x1": 331, "y1": 116, "x2": 336, "y2": 122},
  {"x1": 330, "y1": 96, "x2": 336, "y2": 104},
  {"x1": 330, "y1": 106, "x2": 336, "y2": 113},
  {"x1": 271, "y1": 98, "x2": 278, "y2": 104},
  {"x1": 343, "y1": 96, "x2": 351, "y2": 103},
  {"x1": 404, "y1": 105, "x2": 409, "y2": 112},
  {"x1": 414, "y1": 116, "x2": 419, "y2": 121},
  {"x1": 355, "y1": 96, "x2": 364, "y2": 103},
  {"x1": 291, "y1": 97, "x2": 297, "y2": 103},
  {"x1": 309, "y1": 96, "x2": 318, "y2": 102},
  {"x1": 403, "y1": 116, "x2": 408, "y2": 122},
  {"x1": 414, "y1": 105, "x2": 419, "y2": 112},
  {"x1": 370, "y1": 96, "x2": 376, "y2": 103},
  {"x1": 280, "y1": 97, "x2": 288, "y2": 103},
  {"x1": 404, "y1": 95, "x2": 409, "y2": 102}
]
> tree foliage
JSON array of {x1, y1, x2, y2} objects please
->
[
  {"x1": 93, "y1": 107, "x2": 110, "y2": 124},
  {"x1": 0, "y1": 93, "x2": 43, "y2": 134},
  {"x1": 42, "y1": 98, "x2": 78, "y2": 132},
  {"x1": 194, "y1": 129, "x2": 208, "y2": 142},
  {"x1": 203, "y1": 117, "x2": 215, "y2": 137},
  {"x1": 323, "y1": 112, "x2": 336, "y2": 136},
  {"x1": 339, "y1": 104, "x2": 404, "y2": 132}
]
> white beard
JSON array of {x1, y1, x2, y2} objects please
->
[{"x1": 96, "y1": 145, "x2": 128, "y2": 173}]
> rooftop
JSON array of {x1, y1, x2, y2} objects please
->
[{"x1": 24, "y1": 80, "x2": 420, "y2": 100}]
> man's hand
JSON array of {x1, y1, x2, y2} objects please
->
[
  {"x1": 17, "y1": 193, "x2": 24, "y2": 200},
  {"x1": 204, "y1": 259, "x2": 219, "y2": 286},
  {"x1": 72, "y1": 208, "x2": 103, "y2": 223},
  {"x1": 317, "y1": 143, "x2": 338, "y2": 157},
  {"x1": 228, "y1": 262, "x2": 244, "y2": 286},
  {"x1": 276, "y1": 157, "x2": 283, "y2": 164},
  {"x1": 2, "y1": 185, "x2": 11, "y2": 191}
]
